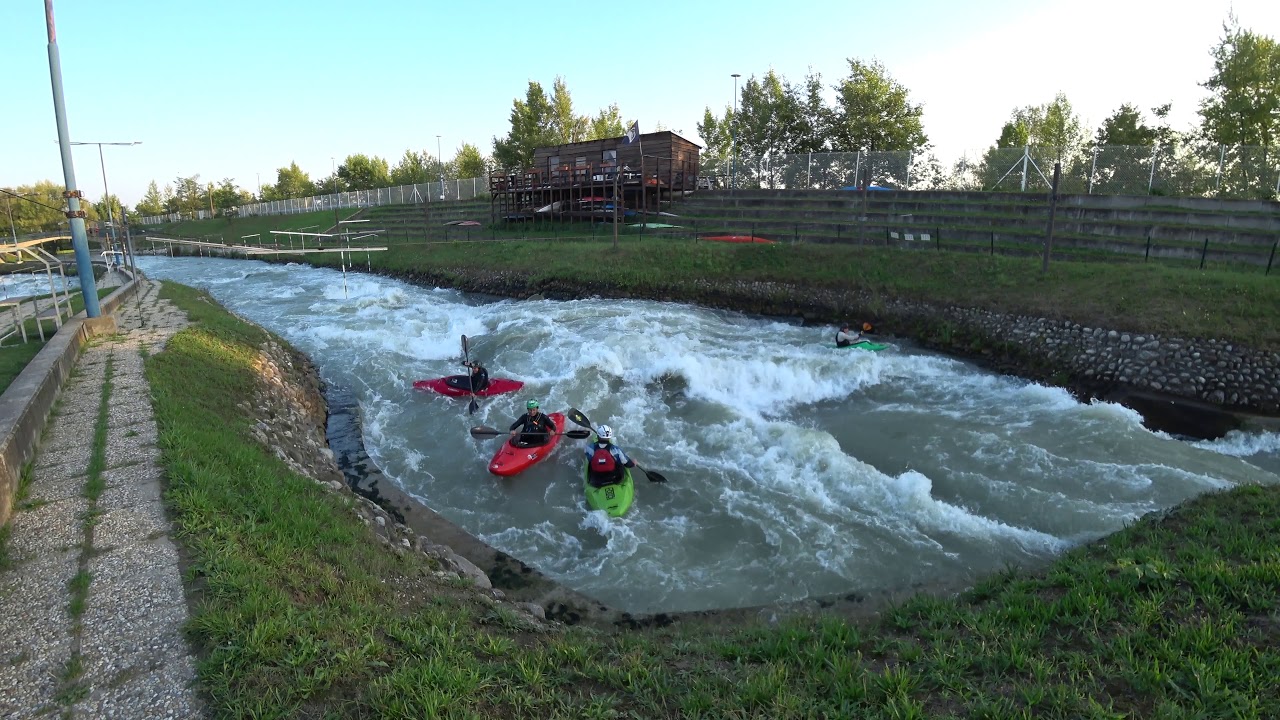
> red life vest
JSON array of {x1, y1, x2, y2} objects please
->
[{"x1": 590, "y1": 445, "x2": 617, "y2": 473}]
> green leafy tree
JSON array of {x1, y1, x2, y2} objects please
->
[
  {"x1": 390, "y1": 149, "x2": 430, "y2": 185},
  {"x1": 338, "y1": 154, "x2": 392, "y2": 191},
  {"x1": 829, "y1": 59, "x2": 927, "y2": 152},
  {"x1": 696, "y1": 106, "x2": 733, "y2": 179},
  {"x1": 135, "y1": 181, "x2": 165, "y2": 216},
  {"x1": 264, "y1": 163, "x2": 317, "y2": 200},
  {"x1": 3, "y1": 181, "x2": 68, "y2": 234},
  {"x1": 172, "y1": 175, "x2": 204, "y2": 218},
  {"x1": 1199, "y1": 16, "x2": 1279, "y2": 197},
  {"x1": 453, "y1": 143, "x2": 489, "y2": 179},
  {"x1": 493, "y1": 78, "x2": 629, "y2": 170},
  {"x1": 548, "y1": 76, "x2": 588, "y2": 143},
  {"x1": 588, "y1": 104, "x2": 625, "y2": 140},
  {"x1": 493, "y1": 81, "x2": 556, "y2": 170},
  {"x1": 92, "y1": 194, "x2": 125, "y2": 226},
  {"x1": 210, "y1": 178, "x2": 243, "y2": 214}
]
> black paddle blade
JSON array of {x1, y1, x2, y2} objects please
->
[
  {"x1": 468, "y1": 397, "x2": 479, "y2": 415},
  {"x1": 564, "y1": 429, "x2": 592, "y2": 440},
  {"x1": 469, "y1": 425, "x2": 502, "y2": 437},
  {"x1": 567, "y1": 408, "x2": 592, "y2": 429},
  {"x1": 461, "y1": 334, "x2": 469, "y2": 357},
  {"x1": 637, "y1": 464, "x2": 668, "y2": 483}
]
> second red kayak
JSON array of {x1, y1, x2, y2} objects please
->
[
  {"x1": 413, "y1": 376, "x2": 525, "y2": 398},
  {"x1": 488, "y1": 412, "x2": 567, "y2": 477}
]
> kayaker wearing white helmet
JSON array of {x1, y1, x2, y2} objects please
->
[
  {"x1": 584, "y1": 424, "x2": 635, "y2": 488},
  {"x1": 509, "y1": 399, "x2": 556, "y2": 446}
]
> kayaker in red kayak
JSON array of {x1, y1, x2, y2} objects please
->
[
  {"x1": 460, "y1": 360, "x2": 489, "y2": 392},
  {"x1": 509, "y1": 399, "x2": 556, "y2": 447}
]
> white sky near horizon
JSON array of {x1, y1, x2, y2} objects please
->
[{"x1": 0, "y1": 0, "x2": 1276, "y2": 206}]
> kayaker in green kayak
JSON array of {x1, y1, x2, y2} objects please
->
[
  {"x1": 509, "y1": 399, "x2": 556, "y2": 447},
  {"x1": 836, "y1": 323, "x2": 863, "y2": 347},
  {"x1": 584, "y1": 424, "x2": 636, "y2": 488}
]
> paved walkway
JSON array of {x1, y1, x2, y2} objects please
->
[{"x1": 0, "y1": 276, "x2": 205, "y2": 718}]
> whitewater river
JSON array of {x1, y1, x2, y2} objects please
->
[{"x1": 131, "y1": 257, "x2": 1280, "y2": 614}]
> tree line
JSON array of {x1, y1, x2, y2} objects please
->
[{"x1": 4, "y1": 17, "x2": 1275, "y2": 232}]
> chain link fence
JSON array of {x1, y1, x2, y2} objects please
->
[
  {"x1": 139, "y1": 143, "x2": 1278, "y2": 225},
  {"x1": 706, "y1": 144, "x2": 1280, "y2": 199},
  {"x1": 138, "y1": 177, "x2": 490, "y2": 225}
]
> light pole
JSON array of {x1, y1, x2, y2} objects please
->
[
  {"x1": 69, "y1": 140, "x2": 140, "y2": 254},
  {"x1": 730, "y1": 74, "x2": 741, "y2": 193},
  {"x1": 331, "y1": 157, "x2": 339, "y2": 228},
  {"x1": 4, "y1": 191, "x2": 38, "y2": 243},
  {"x1": 436, "y1": 135, "x2": 445, "y2": 200}
]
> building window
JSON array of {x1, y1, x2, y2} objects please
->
[
  {"x1": 575, "y1": 156, "x2": 587, "y2": 167},
  {"x1": 602, "y1": 150, "x2": 617, "y2": 166}
]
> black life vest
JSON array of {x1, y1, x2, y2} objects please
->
[{"x1": 591, "y1": 445, "x2": 617, "y2": 473}]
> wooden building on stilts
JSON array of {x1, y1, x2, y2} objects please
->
[{"x1": 488, "y1": 131, "x2": 701, "y2": 222}]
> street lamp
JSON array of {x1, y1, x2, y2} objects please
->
[
  {"x1": 331, "y1": 157, "x2": 339, "y2": 227},
  {"x1": 730, "y1": 74, "x2": 741, "y2": 193},
  {"x1": 436, "y1": 135, "x2": 445, "y2": 200},
  {"x1": 4, "y1": 191, "x2": 38, "y2": 244},
  {"x1": 69, "y1": 140, "x2": 139, "y2": 252}
]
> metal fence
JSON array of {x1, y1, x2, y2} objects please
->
[
  {"x1": 138, "y1": 177, "x2": 490, "y2": 225},
  {"x1": 701, "y1": 144, "x2": 1280, "y2": 200},
  {"x1": 138, "y1": 142, "x2": 1278, "y2": 225}
]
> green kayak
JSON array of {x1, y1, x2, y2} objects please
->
[
  {"x1": 584, "y1": 466, "x2": 635, "y2": 518},
  {"x1": 834, "y1": 340, "x2": 888, "y2": 351}
]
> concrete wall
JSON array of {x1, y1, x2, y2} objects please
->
[{"x1": 0, "y1": 276, "x2": 139, "y2": 526}]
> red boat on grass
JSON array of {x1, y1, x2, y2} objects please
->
[{"x1": 701, "y1": 234, "x2": 776, "y2": 244}]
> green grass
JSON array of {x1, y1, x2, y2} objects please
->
[
  {"x1": 0, "y1": 341, "x2": 45, "y2": 394},
  {"x1": 148, "y1": 209, "x2": 356, "y2": 245},
  {"x1": 145, "y1": 278, "x2": 1280, "y2": 718},
  {"x1": 291, "y1": 234, "x2": 1280, "y2": 352}
]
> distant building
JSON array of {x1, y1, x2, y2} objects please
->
[{"x1": 489, "y1": 131, "x2": 702, "y2": 221}]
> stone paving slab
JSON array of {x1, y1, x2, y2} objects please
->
[
  {"x1": 0, "y1": 277, "x2": 203, "y2": 718},
  {"x1": 26, "y1": 461, "x2": 87, "y2": 504},
  {"x1": 0, "y1": 553, "x2": 78, "y2": 718},
  {"x1": 3, "y1": 497, "x2": 86, "y2": 563}
]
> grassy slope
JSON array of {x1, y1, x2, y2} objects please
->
[
  {"x1": 295, "y1": 233, "x2": 1280, "y2": 352},
  {"x1": 149, "y1": 280, "x2": 1280, "y2": 719}
]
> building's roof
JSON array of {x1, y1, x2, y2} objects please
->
[{"x1": 537, "y1": 130, "x2": 703, "y2": 153}]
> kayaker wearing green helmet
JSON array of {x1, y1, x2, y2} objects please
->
[{"x1": 509, "y1": 399, "x2": 556, "y2": 447}]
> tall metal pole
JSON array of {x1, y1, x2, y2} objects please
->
[
  {"x1": 731, "y1": 73, "x2": 740, "y2": 194},
  {"x1": 45, "y1": 0, "x2": 100, "y2": 318},
  {"x1": 331, "y1": 157, "x2": 339, "y2": 228},
  {"x1": 437, "y1": 135, "x2": 445, "y2": 200},
  {"x1": 4, "y1": 194, "x2": 17, "y2": 243},
  {"x1": 97, "y1": 144, "x2": 114, "y2": 251}
]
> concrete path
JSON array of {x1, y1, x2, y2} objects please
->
[{"x1": 0, "y1": 277, "x2": 204, "y2": 718}]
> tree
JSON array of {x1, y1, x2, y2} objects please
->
[
  {"x1": 172, "y1": 175, "x2": 204, "y2": 218},
  {"x1": 93, "y1": 194, "x2": 125, "y2": 226},
  {"x1": 390, "y1": 150, "x2": 429, "y2": 185},
  {"x1": 1200, "y1": 17, "x2": 1280, "y2": 148},
  {"x1": 493, "y1": 78, "x2": 629, "y2": 170},
  {"x1": 210, "y1": 178, "x2": 243, "y2": 215},
  {"x1": 453, "y1": 143, "x2": 489, "y2": 179},
  {"x1": 135, "y1": 180, "x2": 165, "y2": 216},
  {"x1": 548, "y1": 76, "x2": 588, "y2": 144},
  {"x1": 1096, "y1": 103, "x2": 1159, "y2": 147},
  {"x1": 3, "y1": 181, "x2": 67, "y2": 234},
  {"x1": 588, "y1": 104, "x2": 625, "y2": 141},
  {"x1": 493, "y1": 81, "x2": 556, "y2": 170},
  {"x1": 696, "y1": 106, "x2": 733, "y2": 178},
  {"x1": 265, "y1": 163, "x2": 317, "y2": 200},
  {"x1": 338, "y1": 154, "x2": 392, "y2": 191},
  {"x1": 1199, "y1": 17, "x2": 1279, "y2": 197},
  {"x1": 829, "y1": 58, "x2": 927, "y2": 153}
]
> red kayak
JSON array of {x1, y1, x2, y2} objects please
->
[
  {"x1": 413, "y1": 376, "x2": 525, "y2": 398},
  {"x1": 488, "y1": 412, "x2": 567, "y2": 477}
]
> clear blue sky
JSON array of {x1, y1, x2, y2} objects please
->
[{"x1": 2, "y1": 0, "x2": 1275, "y2": 206}]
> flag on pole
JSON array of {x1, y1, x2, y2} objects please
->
[{"x1": 622, "y1": 121, "x2": 640, "y2": 145}]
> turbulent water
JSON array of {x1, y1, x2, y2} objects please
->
[{"x1": 134, "y1": 257, "x2": 1280, "y2": 613}]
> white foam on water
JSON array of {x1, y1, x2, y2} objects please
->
[{"x1": 136, "y1": 256, "x2": 1277, "y2": 612}]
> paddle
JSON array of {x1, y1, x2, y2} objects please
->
[
  {"x1": 566, "y1": 408, "x2": 669, "y2": 483},
  {"x1": 469, "y1": 426, "x2": 591, "y2": 440},
  {"x1": 461, "y1": 334, "x2": 478, "y2": 415}
]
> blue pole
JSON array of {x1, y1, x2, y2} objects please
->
[{"x1": 45, "y1": 0, "x2": 100, "y2": 318}]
